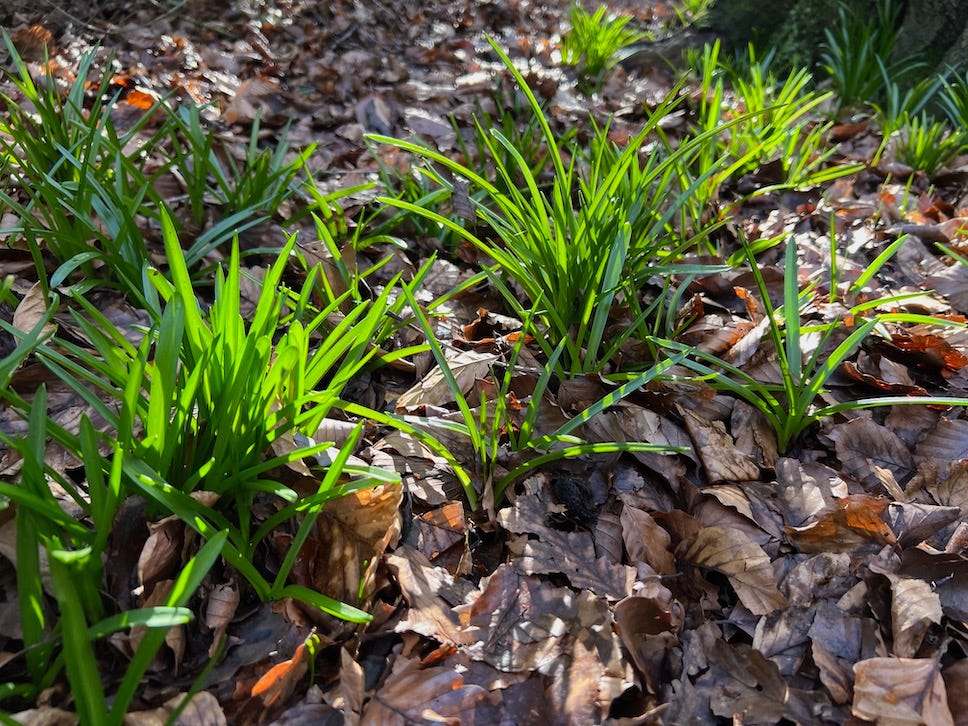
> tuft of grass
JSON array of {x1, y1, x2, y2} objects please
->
[
  {"x1": 561, "y1": 4, "x2": 648, "y2": 89},
  {"x1": 651, "y1": 236, "x2": 968, "y2": 452},
  {"x1": 819, "y1": 0, "x2": 921, "y2": 115}
]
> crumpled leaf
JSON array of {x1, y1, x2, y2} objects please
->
[
  {"x1": 786, "y1": 494, "x2": 897, "y2": 554},
  {"x1": 678, "y1": 525, "x2": 787, "y2": 615},
  {"x1": 830, "y1": 417, "x2": 915, "y2": 490},
  {"x1": 395, "y1": 349, "x2": 497, "y2": 411},
  {"x1": 681, "y1": 408, "x2": 760, "y2": 482}
]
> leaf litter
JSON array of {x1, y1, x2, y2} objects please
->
[{"x1": 0, "y1": 0, "x2": 966, "y2": 723}]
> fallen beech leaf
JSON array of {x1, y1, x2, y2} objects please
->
[
  {"x1": 853, "y1": 657, "x2": 953, "y2": 726},
  {"x1": 786, "y1": 494, "x2": 896, "y2": 554},
  {"x1": 809, "y1": 599, "x2": 864, "y2": 705},
  {"x1": 889, "y1": 332, "x2": 968, "y2": 374},
  {"x1": 285, "y1": 482, "x2": 401, "y2": 606},
  {"x1": 395, "y1": 349, "x2": 497, "y2": 411},
  {"x1": 621, "y1": 505, "x2": 676, "y2": 576},
  {"x1": 886, "y1": 575, "x2": 943, "y2": 657},
  {"x1": 830, "y1": 418, "x2": 915, "y2": 491},
  {"x1": 677, "y1": 526, "x2": 787, "y2": 615},
  {"x1": 362, "y1": 656, "x2": 490, "y2": 724},
  {"x1": 250, "y1": 634, "x2": 316, "y2": 707},
  {"x1": 222, "y1": 77, "x2": 280, "y2": 124},
  {"x1": 12, "y1": 283, "x2": 56, "y2": 341},
  {"x1": 917, "y1": 418, "x2": 968, "y2": 462},
  {"x1": 681, "y1": 408, "x2": 760, "y2": 483}
]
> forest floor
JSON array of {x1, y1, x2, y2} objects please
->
[{"x1": 0, "y1": 0, "x2": 967, "y2": 724}]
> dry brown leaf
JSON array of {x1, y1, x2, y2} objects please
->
[
  {"x1": 388, "y1": 546, "x2": 478, "y2": 646},
  {"x1": 395, "y1": 349, "x2": 497, "y2": 411},
  {"x1": 830, "y1": 418, "x2": 915, "y2": 491},
  {"x1": 137, "y1": 517, "x2": 186, "y2": 593},
  {"x1": 204, "y1": 581, "x2": 239, "y2": 658},
  {"x1": 681, "y1": 408, "x2": 760, "y2": 483},
  {"x1": 917, "y1": 418, "x2": 968, "y2": 463},
  {"x1": 12, "y1": 283, "x2": 56, "y2": 340},
  {"x1": 121, "y1": 691, "x2": 226, "y2": 725},
  {"x1": 284, "y1": 483, "x2": 401, "y2": 606},
  {"x1": 677, "y1": 526, "x2": 787, "y2": 615},
  {"x1": 339, "y1": 647, "x2": 365, "y2": 726},
  {"x1": 415, "y1": 500, "x2": 471, "y2": 576},
  {"x1": 620, "y1": 505, "x2": 676, "y2": 575},
  {"x1": 499, "y1": 492, "x2": 636, "y2": 599},
  {"x1": 809, "y1": 599, "x2": 864, "y2": 705},
  {"x1": 250, "y1": 635, "x2": 314, "y2": 708},
  {"x1": 362, "y1": 655, "x2": 490, "y2": 724},
  {"x1": 786, "y1": 494, "x2": 897, "y2": 554},
  {"x1": 614, "y1": 580, "x2": 683, "y2": 694},
  {"x1": 943, "y1": 659, "x2": 968, "y2": 726},
  {"x1": 222, "y1": 77, "x2": 280, "y2": 124},
  {"x1": 886, "y1": 575, "x2": 943, "y2": 658},
  {"x1": 852, "y1": 657, "x2": 953, "y2": 726}
]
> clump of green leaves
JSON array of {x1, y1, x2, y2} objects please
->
[
  {"x1": 652, "y1": 237, "x2": 968, "y2": 452},
  {"x1": 0, "y1": 34, "x2": 163, "y2": 303},
  {"x1": 893, "y1": 112, "x2": 968, "y2": 174},
  {"x1": 371, "y1": 39, "x2": 738, "y2": 375},
  {"x1": 819, "y1": 0, "x2": 921, "y2": 115},
  {"x1": 561, "y1": 4, "x2": 647, "y2": 87}
]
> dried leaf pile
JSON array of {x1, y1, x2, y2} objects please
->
[{"x1": 0, "y1": 1, "x2": 967, "y2": 724}]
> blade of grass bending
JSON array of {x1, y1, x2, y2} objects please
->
[
  {"x1": 109, "y1": 530, "x2": 228, "y2": 724},
  {"x1": 534, "y1": 352, "x2": 687, "y2": 446},
  {"x1": 48, "y1": 548, "x2": 107, "y2": 724}
]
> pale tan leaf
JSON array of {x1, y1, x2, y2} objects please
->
[
  {"x1": 678, "y1": 526, "x2": 787, "y2": 615},
  {"x1": 853, "y1": 657, "x2": 953, "y2": 726},
  {"x1": 12, "y1": 282, "x2": 56, "y2": 340},
  {"x1": 887, "y1": 575, "x2": 943, "y2": 658},
  {"x1": 340, "y1": 647, "x2": 365, "y2": 726},
  {"x1": 395, "y1": 349, "x2": 497, "y2": 411}
]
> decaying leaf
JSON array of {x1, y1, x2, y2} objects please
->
[{"x1": 678, "y1": 525, "x2": 787, "y2": 615}]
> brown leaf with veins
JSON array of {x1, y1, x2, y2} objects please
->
[
  {"x1": 681, "y1": 408, "x2": 760, "y2": 483},
  {"x1": 621, "y1": 505, "x2": 676, "y2": 575},
  {"x1": 678, "y1": 525, "x2": 787, "y2": 615},
  {"x1": 853, "y1": 657, "x2": 953, "y2": 726},
  {"x1": 284, "y1": 482, "x2": 401, "y2": 606},
  {"x1": 362, "y1": 655, "x2": 492, "y2": 725},
  {"x1": 830, "y1": 418, "x2": 915, "y2": 492},
  {"x1": 786, "y1": 494, "x2": 897, "y2": 554}
]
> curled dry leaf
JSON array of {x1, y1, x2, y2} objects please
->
[
  {"x1": 678, "y1": 525, "x2": 787, "y2": 615},
  {"x1": 886, "y1": 575, "x2": 943, "y2": 658},
  {"x1": 222, "y1": 77, "x2": 281, "y2": 124},
  {"x1": 250, "y1": 634, "x2": 315, "y2": 708},
  {"x1": 395, "y1": 349, "x2": 497, "y2": 412},
  {"x1": 786, "y1": 494, "x2": 897, "y2": 554},
  {"x1": 681, "y1": 408, "x2": 760, "y2": 483},
  {"x1": 852, "y1": 656, "x2": 953, "y2": 726}
]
